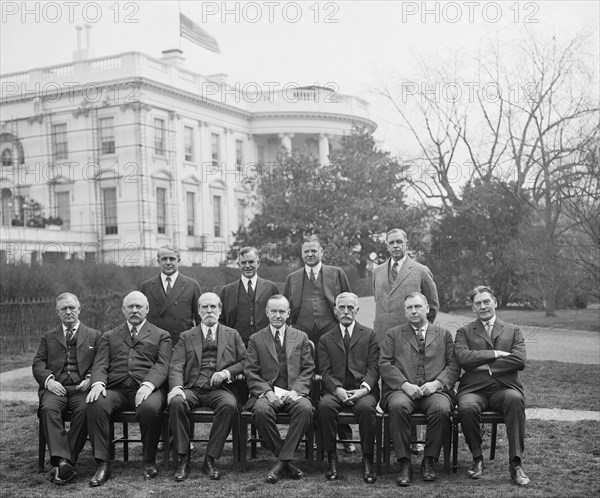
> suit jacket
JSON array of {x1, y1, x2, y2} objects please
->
[
  {"x1": 90, "y1": 321, "x2": 172, "y2": 390},
  {"x1": 219, "y1": 277, "x2": 279, "y2": 341},
  {"x1": 243, "y1": 325, "x2": 315, "y2": 409},
  {"x1": 169, "y1": 323, "x2": 246, "y2": 389},
  {"x1": 455, "y1": 318, "x2": 526, "y2": 396},
  {"x1": 139, "y1": 273, "x2": 202, "y2": 345},
  {"x1": 284, "y1": 264, "x2": 350, "y2": 326},
  {"x1": 379, "y1": 322, "x2": 460, "y2": 409},
  {"x1": 32, "y1": 323, "x2": 102, "y2": 396},
  {"x1": 373, "y1": 256, "x2": 439, "y2": 343},
  {"x1": 317, "y1": 321, "x2": 380, "y2": 399}
]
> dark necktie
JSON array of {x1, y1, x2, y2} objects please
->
[
  {"x1": 274, "y1": 329, "x2": 282, "y2": 353},
  {"x1": 343, "y1": 327, "x2": 351, "y2": 350},
  {"x1": 247, "y1": 279, "x2": 254, "y2": 297},
  {"x1": 130, "y1": 325, "x2": 138, "y2": 340},
  {"x1": 391, "y1": 261, "x2": 399, "y2": 281},
  {"x1": 66, "y1": 327, "x2": 75, "y2": 344},
  {"x1": 207, "y1": 327, "x2": 214, "y2": 344},
  {"x1": 309, "y1": 269, "x2": 316, "y2": 285},
  {"x1": 418, "y1": 327, "x2": 425, "y2": 344},
  {"x1": 165, "y1": 276, "x2": 172, "y2": 294}
]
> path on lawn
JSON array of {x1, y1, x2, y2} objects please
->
[{"x1": 1, "y1": 297, "x2": 599, "y2": 423}]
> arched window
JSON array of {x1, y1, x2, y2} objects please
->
[{"x1": 1, "y1": 148, "x2": 13, "y2": 166}]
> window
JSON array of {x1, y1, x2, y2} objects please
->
[
  {"x1": 99, "y1": 117, "x2": 115, "y2": 154},
  {"x1": 52, "y1": 123, "x2": 68, "y2": 160},
  {"x1": 211, "y1": 133, "x2": 220, "y2": 169},
  {"x1": 186, "y1": 191, "x2": 196, "y2": 236},
  {"x1": 235, "y1": 139, "x2": 243, "y2": 173},
  {"x1": 102, "y1": 187, "x2": 117, "y2": 235},
  {"x1": 184, "y1": 126, "x2": 194, "y2": 162},
  {"x1": 157, "y1": 187, "x2": 167, "y2": 234},
  {"x1": 1, "y1": 148, "x2": 13, "y2": 166},
  {"x1": 154, "y1": 118, "x2": 165, "y2": 155},
  {"x1": 237, "y1": 198, "x2": 245, "y2": 229},
  {"x1": 213, "y1": 195, "x2": 222, "y2": 237},
  {"x1": 257, "y1": 145, "x2": 265, "y2": 164},
  {"x1": 55, "y1": 191, "x2": 70, "y2": 229}
]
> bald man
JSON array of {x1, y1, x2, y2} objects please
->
[{"x1": 86, "y1": 291, "x2": 172, "y2": 486}]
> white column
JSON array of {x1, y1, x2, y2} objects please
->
[
  {"x1": 279, "y1": 133, "x2": 294, "y2": 153},
  {"x1": 318, "y1": 133, "x2": 330, "y2": 165}
]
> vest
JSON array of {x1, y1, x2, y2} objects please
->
[
  {"x1": 273, "y1": 332, "x2": 288, "y2": 390},
  {"x1": 196, "y1": 331, "x2": 218, "y2": 389},
  {"x1": 296, "y1": 272, "x2": 336, "y2": 333},
  {"x1": 57, "y1": 335, "x2": 81, "y2": 385},
  {"x1": 233, "y1": 281, "x2": 256, "y2": 345},
  {"x1": 415, "y1": 332, "x2": 426, "y2": 386}
]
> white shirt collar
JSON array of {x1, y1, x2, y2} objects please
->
[
  {"x1": 270, "y1": 325, "x2": 285, "y2": 342},
  {"x1": 161, "y1": 272, "x2": 178, "y2": 289},
  {"x1": 201, "y1": 322, "x2": 217, "y2": 338},
  {"x1": 481, "y1": 316, "x2": 496, "y2": 329},
  {"x1": 391, "y1": 255, "x2": 407, "y2": 269},
  {"x1": 62, "y1": 323, "x2": 79, "y2": 334},
  {"x1": 305, "y1": 262, "x2": 322, "y2": 277},
  {"x1": 411, "y1": 322, "x2": 428, "y2": 337},
  {"x1": 340, "y1": 321, "x2": 356, "y2": 337},
  {"x1": 242, "y1": 275, "x2": 258, "y2": 291},
  {"x1": 127, "y1": 320, "x2": 146, "y2": 332}
]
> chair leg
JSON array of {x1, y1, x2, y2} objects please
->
[
  {"x1": 232, "y1": 416, "x2": 241, "y2": 471},
  {"x1": 443, "y1": 419, "x2": 451, "y2": 473},
  {"x1": 123, "y1": 422, "x2": 129, "y2": 461},
  {"x1": 109, "y1": 420, "x2": 116, "y2": 460},
  {"x1": 452, "y1": 417, "x2": 459, "y2": 473},
  {"x1": 490, "y1": 422, "x2": 497, "y2": 460},
  {"x1": 250, "y1": 423, "x2": 258, "y2": 459},
  {"x1": 375, "y1": 416, "x2": 382, "y2": 475},
  {"x1": 239, "y1": 420, "x2": 248, "y2": 471}
]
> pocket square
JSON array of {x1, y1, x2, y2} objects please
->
[{"x1": 88, "y1": 346, "x2": 94, "y2": 349}]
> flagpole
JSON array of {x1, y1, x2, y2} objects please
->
[{"x1": 178, "y1": 0, "x2": 181, "y2": 51}]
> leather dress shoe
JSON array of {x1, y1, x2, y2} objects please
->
[
  {"x1": 467, "y1": 458, "x2": 484, "y2": 479},
  {"x1": 89, "y1": 461, "x2": 110, "y2": 487},
  {"x1": 49, "y1": 467, "x2": 67, "y2": 485},
  {"x1": 325, "y1": 452, "x2": 339, "y2": 480},
  {"x1": 174, "y1": 454, "x2": 190, "y2": 481},
  {"x1": 57, "y1": 458, "x2": 77, "y2": 483},
  {"x1": 510, "y1": 465, "x2": 530, "y2": 486},
  {"x1": 285, "y1": 461, "x2": 304, "y2": 480},
  {"x1": 343, "y1": 442, "x2": 357, "y2": 454},
  {"x1": 362, "y1": 456, "x2": 376, "y2": 484},
  {"x1": 396, "y1": 459, "x2": 413, "y2": 487},
  {"x1": 266, "y1": 461, "x2": 286, "y2": 484},
  {"x1": 203, "y1": 456, "x2": 220, "y2": 480},
  {"x1": 144, "y1": 461, "x2": 158, "y2": 479},
  {"x1": 421, "y1": 457, "x2": 437, "y2": 481}
]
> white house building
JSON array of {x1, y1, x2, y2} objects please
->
[{"x1": 0, "y1": 46, "x2": 375, "y2": 266}]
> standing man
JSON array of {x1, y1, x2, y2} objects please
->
[
  {"x1": 33, "y1": 293, "x2": 101, "y2": 485},
  {"x1": 140, "y1": 243, "x2": 201, "y2": 347},
  {"x1": 168, "y1": 293, "x2": 246, "y2": 482},
  {"x1": 283, "y1": 235, "x2": 354, "y2": 451},
  {"x1": 244, "y1": 295, "x2": 315, "y2": 484},
  {"x1": 86, "y1": 291, "x2": 172, "y2": 486},
  {"x1": 379, "y1": 292, "x2": 459, "y2": 487},
  {"x1": 455, "y1": 286, "x2": 530, "y2": 486},
  {"x1": 317, "y1": 292, "x2": 380, "y2": 484},
  {"x1": 219, "y1": 246, "x2": 279, "y2": 347},
  {"x1": 373, "y1": 229, "x2": 439, "y2": 344}
]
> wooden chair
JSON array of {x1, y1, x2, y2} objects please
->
[{"x1": 452, "y1": 409, "x2": 505, "y2": 473}]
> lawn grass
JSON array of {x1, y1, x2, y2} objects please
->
[
  {"x1": 0, "y1": 399, "x2": 598, "y2": 497},
  {"x1": 0, "y1": 348, "x2": 36, "y2": 373},
  {"x1": 449, "y1": 307, "x2": 600, "y2": 332}
]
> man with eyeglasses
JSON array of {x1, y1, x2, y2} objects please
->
[
  {"x1": 33, "y1": 293, "x2": 101, "y2": 485},
  {"x1": 455, "y1": 286, "x2": 530, "y2": 487}
]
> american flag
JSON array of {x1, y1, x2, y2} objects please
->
[{"x1": 180, "y1": 13, "x2": 220, "y2": 53}]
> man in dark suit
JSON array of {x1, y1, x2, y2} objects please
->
[
  {"x1": 86, "y1": 291, "x2": 172, "y2": 486},
  {"x1": 140, "y1": 243, "x2": 201, "y2": 347},
  {"x1": 244, "y1": 295, "x2": 315, "y2": 484},
  {"x1": 317, "y1": 292, "x2": 380, "y2": 483},
  {"x1": 379, "y1": 292, "x2": 460, "y2": 486},
  {"x1": 373, "y1": 229, "x2": 439, "y2": 344},
  {"x1": 219, "y1": 246, "x2": 279, "y2": 347},
  {"x1": 168, "y1": 292, "x2": 246, "y2": 481},
  {"x1": 283, "y1": 235, "x2": 354, "y2": 451},
  {"x1": 32, "y1": 292, "x2": 101, "y2": 485},
  {"x1": 455, "y1": 286, "x2": 530, "y2": 486}
]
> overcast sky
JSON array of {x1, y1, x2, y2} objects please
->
[{"x1": 1, "y1": 1, "x2": 598, "y2": 154}]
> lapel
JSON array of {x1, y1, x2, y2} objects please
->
[
  {"x1": 55, "y1": 325, "x2": 67, "y2": 349},
  {"x1": 150, "y1": 275, "x2": 166, "y2": 307},
  {"x1": 191, "y1": 326, "x2": 203, "y2": 365},
  {"x1": 403, "y1": 324, "x2": 420, "y2": 352},
  {"x1": 348, "y1": 323, "x2": 362, "y2": 350},
  {"x1": 134, "y1": 321, "x2": 151, "y2": 345},
  {"x1": 75, "y1": 324, "x2": 86, "y2": 350},
  {"x1": 263, "y1": 328, "x2": 278, "y2": 362},
  {"x1": 254, "y1": 277, "x2": 266, "y2": 303},
  {"x1": 390, "y1": 256, "x2": 413, "y2": 295},
  {"x1": 425, "y1": 324, "x2": 438, "y2": 348},
  {"x1": 120, "y1": 323, "x2": 133, "y2": 347},
  {"x1": 490, "y1": 319, "x2": 503, "y2": 345},
  {"x1": 284, "y1": 326, "x2": 296, "y2": 361},
  {"x1": 332, "y1": 325, "x2": 346, "y2": 354},
  {"x1": 293, "y1": 269, "x2": 305, "y2": 306},
  {"x1": 161, "y1": 274, "x2": 186, "y2": 313},
  {"x1": 474, "y1": 321, "x2": 494, "y2": 347},
  {"x1": 216, "y1": 324, "x2": 226, "y2": 365},
  {"x1": 376, "y1": 260, "x2": 392, "y2": 294}
]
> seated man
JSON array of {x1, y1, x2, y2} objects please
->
[
  {"x1": 317, "y1": 292, "x2": 380, "y2": 483},
  {"x1": 86, "y1": 291, "x2": 172, "y2": 486},
  {"x1": 455, "y1": 285, "x2": 530, "y2": 486},
  {"x1": 33, "y1": 292, "x2": 101, "y2": 485},
  {"x1": 244, "y1": 295, "x2": 315, "y2": 484},
  {"x1": 168, "y1": 292, "x2": 246, "y2": 481},
  {"x1": 379, "y1": 292, "x2": 459, "y2": 486}
]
